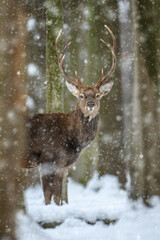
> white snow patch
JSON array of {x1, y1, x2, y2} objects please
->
[{"x1": 17, "y1": 173, "x2": 160, "y2": 240}]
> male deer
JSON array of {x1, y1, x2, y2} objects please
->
[{"x1": 25, "y1": 25, "x2": 116, "y2": 205}]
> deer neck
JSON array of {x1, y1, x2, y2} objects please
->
[
  {"x1": 69, "y1": 104, "x2": 99, "y2": 140},
  {"x1": 75, "y1": 104, "x2": 99, "y2": 124},
  {"x1": 73, "y1": 104, "x2": 99, "y2": 149}
]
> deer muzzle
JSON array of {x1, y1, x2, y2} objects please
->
[{"x1": 86, "y1": 102, "x2": 95, "y2": 112}]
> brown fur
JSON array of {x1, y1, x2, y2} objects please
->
[
  {"x1": 25, "y1": 104, "x2": 99, "y2": 204},
  {"x1": 25, "y1": 25, "x2": 115, "y2": 205}
]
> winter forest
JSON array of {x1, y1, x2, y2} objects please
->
[{"x1": 0, "y1": 0, "x2": 160, "y2": 239}]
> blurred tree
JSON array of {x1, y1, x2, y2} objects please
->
[
  {"x1": 26, "y1": 0, "x2": 46, "y2": 115},
  {"x1": 46, "y1": 0, "x2": 64, "y2": 114},
  {"x1": 46, "y1": 0, "x2": 67, "y2": 203},
  {"x1": 118, "y1": 0, "x2": 133, "y2": 187},
  {"x1": 128, "y1": 0, "x2": 160, "y2": 204},
  {"x1": 0, "y1": 0, "x2": 27, "y2": 238},
  {"x1": 92, "y1": 0, "x2": 126, "y2": 186},
  {"x1": 153, "y1": 1, "x2": 160, "y2": 172},
  {"x1": 23, "y1": 0, "x2": 46, "y2": 193},
  {"x1": 153, "y1": 1, "x2": 160, "y2": 141}
]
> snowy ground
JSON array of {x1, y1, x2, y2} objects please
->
[{"x1": 17, "y1": 173, "x2": 160, "y2": 240}]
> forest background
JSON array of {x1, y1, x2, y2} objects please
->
[{"x1": 0, "y1": 0, "x2": 160, "y2": 239}]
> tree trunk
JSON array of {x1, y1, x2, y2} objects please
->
[
  {"x1": 46, "y1": 0, "x2": 64, "y2": 114},
  {"x1": 24, "y1": 0, "x2": 46, "y2": 189},
  {"x1": 0, "y1": 1, "x2": 27, "y2": 238},
  {"x1": 129, "y1": 0, "x2": 160, "y2": 203},
  {"x1": 118, "y1": 0, "x2": 133, "y2": 189},
  {"x1": 46, "y1": 0, "x2": 67, "y2": 203},
  {"x1": 25, "y1": 0, "x2": 46, "y2": 116},
  {"x1": 152, "y1": 1, "x2": 160, "y2": 173},
  {"x1": 93, "y1": 0, "x2": 126, "y2": 186}
]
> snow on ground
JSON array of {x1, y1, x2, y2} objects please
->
[{"x1": 17, "y1": 173, "x2": 160, "y2": 240}]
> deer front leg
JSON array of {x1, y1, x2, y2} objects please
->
[
  {"x1": 41, "y1": 172, "x2": 64, "y2": 205},
  {"x1": 40, "y1": 163, "x2": 64, "y2": 205},
  {"x1": 53, "y1": 170, "x2": 66, "y2": 205},
  {"x1": 41, "y1": 174, "x2": 53, "y2": 205}
]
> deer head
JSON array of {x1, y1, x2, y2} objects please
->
[{"x1": 56, "y1": 25, "x2": 116, "y2": 121}]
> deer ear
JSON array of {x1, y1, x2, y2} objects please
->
[
  {"x1": 99, "y1": 81, "x2": 114, "y2": 96},
  {"x1": 66, "y1": 81, "x2": 79, "y2": 98}
]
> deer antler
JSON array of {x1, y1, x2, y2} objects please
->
[
  {"x1": 95, "y1": 25, "x2": 116, "y2": 89},
  {"x1": 56, "y1": 29, "x2": 83, "y2": 88}
]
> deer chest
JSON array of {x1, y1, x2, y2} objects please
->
[{"x1": 66, "y1": 116, "x2": 99, "y2": 154}]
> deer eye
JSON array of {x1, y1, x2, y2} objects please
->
[
  {"x1": 96, "y1": 94, "x2": 100, "y2": 98},
  {"x1": 80, "y1": 94, "x2": 84, "y2": 99}
]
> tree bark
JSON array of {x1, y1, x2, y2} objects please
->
[
  {"x1": 129, "y1": 0, "x2": 160, "y2": 203},
  {"x1": 25, "y1": 0, "x2": 46, "y2": 115},
  {"x1": 46, "y1": 0, "x2": 67, "y2": 203},
  {"x1": 46, "y1": 0, "x2": 64, "y2": 114},
  {"x1": 118, "y1": 0, "x2": 133, "y2": 188},
  {"x1": 93, "y1": 0, "x2": 126, "y2": 186},
  {"x1": 0, "y1": 0, "x2": 27, "y2": 238}
]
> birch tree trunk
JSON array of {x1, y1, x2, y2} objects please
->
[
  {"x1": 0, "y1": 0, "x2": 27, "y2": 238},
  {"x1": 118, "y1": 0, "x2": 133, "y2": 188}
]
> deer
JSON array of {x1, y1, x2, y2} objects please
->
[{"x1": 25, "y1": 25, "x2": 116, "y2": 205}]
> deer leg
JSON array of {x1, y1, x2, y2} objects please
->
[
  {"x1": 41, "y1": 174, "x2": 53, "y2": 205},
  {"x1": 40, "y1": 167, "x2": 64, "y2": 205},
  {"x1": 53, "y1": 172, "x2": 64, "y2": 205},
  {"x1": 44, "y1": 189, "x2": 52, "y2": 205}
]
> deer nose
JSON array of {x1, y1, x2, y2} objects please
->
[{"x1": 87, "y1": 102, "x2": 95, "y2": 108}]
